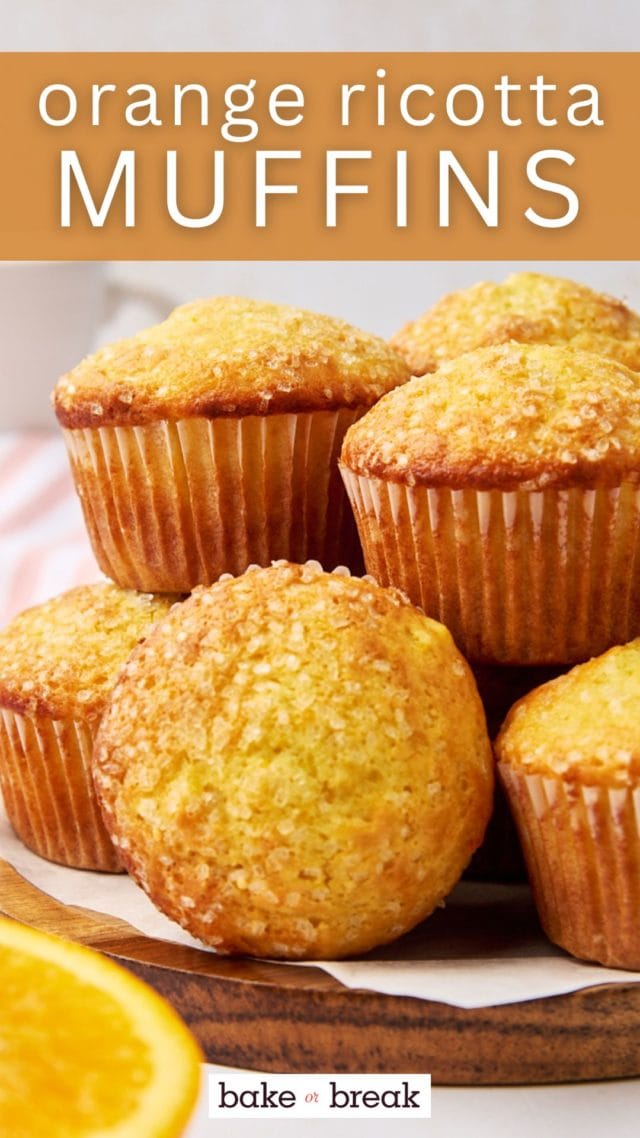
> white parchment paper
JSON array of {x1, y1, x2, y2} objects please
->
[{"x1": 2, "y1": 806, "x2": 639, "y2": 1009}]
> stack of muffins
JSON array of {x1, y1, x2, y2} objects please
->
[
  {"x1": 0, "y1": 295, "x2": 496, "y2": 960},
  {"x1": 339, "y1": 271, "x2": 640, "y2": 967},
  {"x1": 1, "y1": 295, "x2": 415, "y2": 875},
  {"x1": 2, "y1": 275, "x2": 640, "y2": 971}
]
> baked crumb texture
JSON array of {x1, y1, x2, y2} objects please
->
[
  {"x1": 496, "y1": 641, "x2": 640, "y2": 969},
  {"x1": 63, "y1": 410, "x2": 366, "y2": 592},
  {"x1": 94, "y1": 561, "x2": 494, "y2": 960},
  {"x1": 391, "y1": 271, "x2": 640, "y2": 377},
  {"x1": 340, "y1": 343, "x2": 640, "y2": 664},
  {"x1": 53, "y1": 296, "x2": 410, "y2": 428},
  {"x1": 341, "y1": 342, "x2": 640, "y2": 491},
  {"x1": 0, "y1": 583, "x2": 176, "y2": 870}
]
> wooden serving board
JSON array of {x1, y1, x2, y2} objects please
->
[{"x1": 1, "y1": 857, "x2": 639, "y2": 1086}]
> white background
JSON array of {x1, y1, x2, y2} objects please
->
[
  {"x1": 3, "y1": 0, "x2": 640, "y2": 52},
  {"x1": 99, "y1": 262, "x2": 640, "y2": 352},
  {"x1": 184, "y1": 1070, "x2": 640, "y2": 1138}
]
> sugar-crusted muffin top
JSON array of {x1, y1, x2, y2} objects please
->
[
  {"x1": 0, "y1": 584, "x2": 177, "y2": 720},
  {"x1": 496, "y1": 640, "x2": 640, "y2": 787},
  {"x1": 340, "y1": 343, "x2": 640, "y2": 491},
  {"x1": 53, "y1": 296, "x2": 409, "y2": 429},
  {"x1": 94, "y1": 560, "x2": 493, "y2": 959},
  {"x1": 390, "y1": 272, "x2": 640, "y2": 376}
]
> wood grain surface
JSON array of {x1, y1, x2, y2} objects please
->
[{"x1": 1, "y1": 857, "x2": 639, "y2": 1085}]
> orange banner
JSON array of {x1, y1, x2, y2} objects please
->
[{"x1": 0, "y1": 52, "x2": 637, "y2": 259}]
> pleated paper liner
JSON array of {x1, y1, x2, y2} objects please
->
[
  {"x1": 341, "y1": 471, "x2": 640, "y2": 665},
  {"x1": 0, "y1": 709, "x2": 122, "y2": 872},
  {"x1": 499, "y1": 765, "x2": 640, "y2": 969},
  {"x1": 63, "y1": 410, "x2": 365, "y2": 593}
]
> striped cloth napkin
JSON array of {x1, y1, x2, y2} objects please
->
[{"x1": 0, "y1": 431, "x2": 100, "y2": 627}]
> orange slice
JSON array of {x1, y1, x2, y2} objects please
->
[{"x1": 0, "y1": 916, "x2": 202, "y2": 1137}]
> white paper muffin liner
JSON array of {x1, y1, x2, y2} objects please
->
[
  {"x1": 0, "y1": 709, "x2": 122, "y2": 872},
  {"x1": 63, "y1": 411, "x2": 365, "y2": 593},
  {"x1": 340, "y1": 471, "x2": 640, "y2": 664},
  {"x1": 499, "y1": 764, "x2": 640, "y2": 969}
]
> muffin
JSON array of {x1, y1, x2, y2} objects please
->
[
  {"x1": 0, "y1": 584, "x2": 176, "y2": 871},
  {"x1": 496, "y1": 640, "x2": 640, "y2": 969},
  {"x1": 94, "y1": 561, "x2": 493, "y2": 960},
  {"x1": 391, "y1": 271, "x2": 640, "y2": 376},
  {"x1": 53, "y1": 297, "x2": 409, "y2": 592},
  {"x1": 340, "y1": 342, "x2": 640, "y2": 665}
]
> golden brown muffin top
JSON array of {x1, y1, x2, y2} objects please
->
[
  {"x1": 94, "y1": 561, "x2": 493, "y2": 960},
  {"x1": 496, "y1": 640, "x2": 640, "y2": 787},
  {"x1": 340, "y1": 343, "x2": 640, "y2": 491},
  {"x1": 391, "y1": 272, "x2": 640, "y2": 376},
  {"x1": 0, "y1": 584, "x2": 177, "y2": 721},
  {"x1": 53, "y1": 296, "x2": 409, "y2": 429}
]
